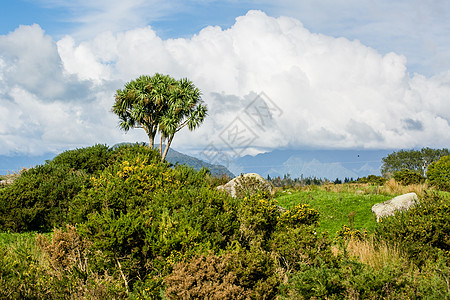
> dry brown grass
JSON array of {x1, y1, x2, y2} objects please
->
[
  {"x1": 344, "y1": 237, "x2": 406, "y2": 270},
  {"x1": 381, "y1": 178, "x2": 428, "y2": 198}
]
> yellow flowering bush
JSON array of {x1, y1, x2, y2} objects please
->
[{"x1": 277, "y1": 203, "x2": 320, "y2": 228}]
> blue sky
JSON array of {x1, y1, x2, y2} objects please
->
[{"x1": 0, "y1": 0, "x2": 449, "y2": 168}]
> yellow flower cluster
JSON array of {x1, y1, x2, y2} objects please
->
[{"x1": 278, "y1": 203, "x2": 320, "y2": 227}]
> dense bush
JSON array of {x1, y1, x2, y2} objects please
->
[
  {"x1": 427, "y1": 155, "x2": 450, "y2": 191},
  {"x1": 357, "y1": 175, "x2": 386, "y2": 185},
  {"x1": 233, "y1": 174, "x2": 274, "y2": 198},
  {"x1": 277, "y1": 203, "x2": 320, "y2": 228},
  {"x1": 0, "y1": 144, "x2": 118, "y2": 232},
  {"x1": 48, "y1": 144, "x2": 112, "y2": 174},
  {"x1": 69, "y1": 149, "x2": 241, "y2": 295},
  {"x1": 375, "y1": 192, "x2": 450, "y2": 266},
  {"x1": 0, "y1": 164, "x2": 90, "y2": 232},
  {"x1": 0, "y1": 144, "x2": 165, "y2": 232},
  {"x1": 393, "y1": 169, "x2": 426, "y2": 185}
]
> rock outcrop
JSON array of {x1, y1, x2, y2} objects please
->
[
  {"x1": 217, "y1": 173, "x2": 273, "y2": 198},
  {"x1": 371, "y1": 192, "x2": 419, "y2": 222}
]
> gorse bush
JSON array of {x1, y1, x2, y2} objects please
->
[
  {"x1": 277, "y1": 203, "x2": 320, "y2": 228},
  {"x1": 0, "y1": 144, "x2": 117, "y2": 232},
  {"x1": 0, "y1": 143, "x2": 167, "y2": 232},
  {"x1": 0, "y1": 164, "x2": 90, "y2": 232},
  {"x1": 375, "y1": 191, "x2": 450, "y2": 266},
  {"x1": 357, "y1": 175, "x2": 386, "y2": 185},
  {"x1": 165, "y1": 248, "x2": 279, "y2": 300},
  {"x1": 49, "y1": 144, "x2": 112, "y2": 174},
  {"x1": 68, "y1": 147, "x2": 241, "y2": 295},
  {"x1": 393, "y1": 169, "x2": 426, "y2": 185},
  {"x1": 427, "y1": 155, "x2": 450, "y2": 191},
  {"x1": 234, "y1": 173, "x2": 274, "y2": 198}
]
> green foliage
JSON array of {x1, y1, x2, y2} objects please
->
[
  {"x1": 237, "y1": 194, "x2": 279, "y2": 249},
  {"x1": 0, "y1": 233, "x2": 54, "y2": 299},
  {"x1": 0, "y1": 144, "x2": 119, "y2": 232},
  {"x1": 49, "y1": 144, "x2": 112, "y2": 174},
  {"x1": 112, "y1": 74, "x2": 207, "y2": 160},
  {"x1": 270, "y1": 226, "x2": 336, "y2": 274},
  {"x1": 277, "y1": 203, "x2": 320, "y2": 228},
  {"x1": 233, "y1": 174, "x2": 274, "y2": 198},
  {"x1": 427, "y1": 155, "x2": 450, "y2": 191},
  {"x1": 0, "y1": 144, "x2": 162, "y2": 233},
  {"x1": 375, "y1": 192, "x2": 450, "y2": 266},
  {"x1": 357, "y1": 174, "x2": 386, "y2": 185},
  {"x1": 381, "y1": 147, "x2": 449, "y2": 178},
  {"x1": 0, "y1": 164, "x2": 90, "y2": 232},
  {"x1": 70, "y1": 151, "x2": 240, "y2": 294},
  {"x1": 393, "y1": 169, "x2": 426, "y2": 185},
  {"x1": 336, "y1": 224, "x2": 368, "y2": 240}
]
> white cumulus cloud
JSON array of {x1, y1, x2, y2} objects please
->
[{"x1": 1, "y1": 10, "x2": 449, "y2": 157}]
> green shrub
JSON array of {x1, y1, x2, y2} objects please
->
[
  {"x1": 49, "y1": 144, "x2": 112, "y2": 174},
  {"x1": 0, "y1": 144, "x2": 123, "y2": 232},
  {"x1": 69, "y1": 152, "x2": 240, "y2": 294},
  {"x1": 234, "y1": 174, "x2": 274, "y2": 199},
  {"x1": 277, "y1": 203, "x2": 320, "y2": 228},
  {"x1": 269, "y1": 226, "x2": 336, "y2": 274},
  {"x1": 375, "y1": 192, "x2": 450, "y2": 266},
  {"x1": 237, "y1": 194, "x2": 279, "y2": 249},
  {"x1": 0, "y1": 164, "x2": 90, "y2": 232},
  {"x1": 427, "y1": 155, "x2": 450, "y2": 191},
  {"x1": 336, "y1": 225, "x2": 368, "y2": 241},
  {"x1": 393, "y1": 169, "x2": 426, "y2": 185},
  {"x1": 357, "y1": 175, "x2": 386, "y2": 185}
]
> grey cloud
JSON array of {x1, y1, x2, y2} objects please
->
[
  {"x1": 402, "y1": 118, "x2": 423, "y2": 131},
  {"x1": 346, "y1": 119, "x2": 384, "y2": 143}
]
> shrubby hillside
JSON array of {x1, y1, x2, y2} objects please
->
[{"x1": 0, "y1": 144, "x2": 449, "y2": 299}]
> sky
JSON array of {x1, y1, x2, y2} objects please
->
[{"x1": 1, "y1": 0, "x2": 449, "y2": 165}]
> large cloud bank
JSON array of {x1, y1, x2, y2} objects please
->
[{"x1": 0, "y1": 10, "x2": 449, "y2": 156}]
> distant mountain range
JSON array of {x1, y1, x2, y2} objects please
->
[
  {"x1": 226, "y1": 149, "x2": 393, "y2": 180},
  {"x1": 0, "y1": 145, "x2": 395, "y2": 180}
]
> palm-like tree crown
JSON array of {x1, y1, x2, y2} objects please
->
[{"x1": 112, "y1": 74, "x2": 207, "y2": 160}]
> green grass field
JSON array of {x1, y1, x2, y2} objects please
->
[{"x1": 275, "y1": 188, "x2": 392, "y2": 237}]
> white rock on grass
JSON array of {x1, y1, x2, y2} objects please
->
[{"x1": 372, "y1": 192, "x2": 419, "y2": 222}]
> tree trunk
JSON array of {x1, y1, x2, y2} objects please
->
[
  {"x1": 159, "y1": 135, "x2": 164, "y2": 157},
  {"x1": 161, "y1": 134, "x2": 175, "y2": 161},
  {"x1": 147, "y1": 132, "x2": 155, "y2": 149}
]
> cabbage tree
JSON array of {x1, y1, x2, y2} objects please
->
[{"x1": 112, "y1": 74, "x2": 207, "y2": 161}]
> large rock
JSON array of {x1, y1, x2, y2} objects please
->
[
  {"x1": 372, "y1": 192, "x2": 419, "y2": 222},
  {"x1": 217, "y1": 173, "x2": 273, "y2": 198}
]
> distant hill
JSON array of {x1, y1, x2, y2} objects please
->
[
  {"x1": 163, "y1": 147, "x2": 234, "y2": 178},
  {"x1": 228, "y1": 149, "x2": 393, "y2": 180}
]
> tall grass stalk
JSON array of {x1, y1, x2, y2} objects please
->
[{"x1": 345, "y1": 237, "x2": 405, "y2": 270}]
